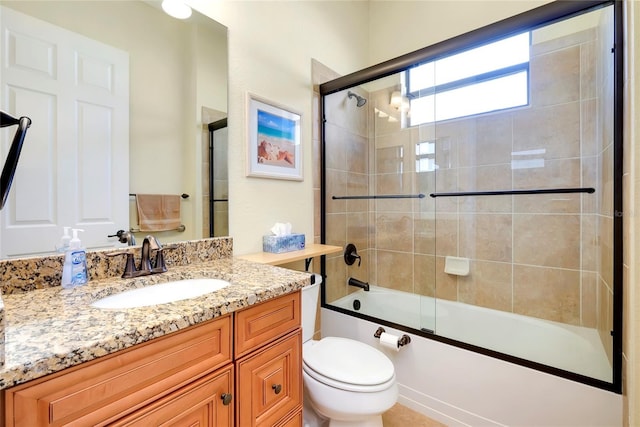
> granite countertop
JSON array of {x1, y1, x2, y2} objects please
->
[{"x1": 0, "y1": 256, "x2": 311, "y2": 390}]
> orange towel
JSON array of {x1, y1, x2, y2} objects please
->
[{"x1": 135, "y1": 194, "x2": 181, "y2": 232}]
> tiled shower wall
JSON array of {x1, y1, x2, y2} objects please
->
[{"x1": 323, "y1": 21, "x2": 614, "y2": 352}]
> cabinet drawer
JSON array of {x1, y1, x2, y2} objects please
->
[
  {"x1": 236, "y1": 330, "x2": 302, "y2": 427},
  {"x1": 109, "y1": 365, "x2": 234, "y2": 427},
  {"x1": 235, "y1": 291, "x2": 300, "y2": 358},
  {"x1": 5, "y1": 315, "x2": 232, "y2": 427}
]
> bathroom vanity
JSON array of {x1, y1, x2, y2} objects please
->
[{"x1": 0, "y1": 238, "x2": 309, "y2": 426}]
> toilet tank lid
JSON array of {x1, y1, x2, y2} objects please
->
[{"x1": 303, "y1": 337, "x2": 394, "y2": 386}]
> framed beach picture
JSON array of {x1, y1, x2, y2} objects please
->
[{"x1": 246, "y1": 93, "x2": 302, "y2": 181}]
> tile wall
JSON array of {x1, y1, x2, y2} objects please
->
[{"x1": 322, "y1": 17, "x2": 614, "y2": 361}]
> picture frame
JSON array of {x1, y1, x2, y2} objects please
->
[{"x1": 246, "y1": 93, "x2": 302, "y2": 181}]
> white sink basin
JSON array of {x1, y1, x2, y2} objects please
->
[{"x1": 91, "y1": 278, "x2": 230, "y2": 309}]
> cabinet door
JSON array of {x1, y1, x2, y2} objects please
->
[
  {"x1": 236, "y1": 330, "x2": 302, "y2": 427},
  {"x1": 109, "y1": 366, "x2": 233, "y2": 427},
  {"x1": 274, "y1": 409, "x2": 302, "y2": 427},
  {"x1": 4, "y1": 316, "x2": 232, "y2": 426}
]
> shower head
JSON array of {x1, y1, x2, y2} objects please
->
[{"x1": 347, "y1": 91, "x2": 367, "y2": 107}]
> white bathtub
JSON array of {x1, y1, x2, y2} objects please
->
[
  {"x1": 332, "y1": 285, "x2": 611, "y2": 384},
  {"x1": 324, "y1": 287, "x2": 622, "y2": 426}
]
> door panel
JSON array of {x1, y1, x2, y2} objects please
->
[{"x1": 0, "y1": 6, "x2": 129, "y2": 257}]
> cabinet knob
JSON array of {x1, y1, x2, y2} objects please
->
[
  {"x1": 272, "y1": 384, "x2": 282, "y2": 394},
  {"x1": 221, "y1": 393, "x2": 233, "y2": 405}
]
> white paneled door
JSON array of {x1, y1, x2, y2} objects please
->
[{"x1": 0, "y1": 6, "x2": 129, "y2": 258}]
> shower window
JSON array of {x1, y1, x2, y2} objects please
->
[
  {"x1": 320, "y1": 0, "x2": 622, "y2": 393},
  {"x1": 408, "y1": 32, "x2": 530, "y2": 125}
]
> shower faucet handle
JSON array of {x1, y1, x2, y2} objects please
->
[{"x1": 344, "y1": 243, "x2": 362, "y2": 267}]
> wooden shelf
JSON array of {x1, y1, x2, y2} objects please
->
[{"x1": 237, "y1": 244, "x2": 343, "y2": 266}]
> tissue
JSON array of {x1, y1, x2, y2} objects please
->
[
  {"x1": 270, "y1": 222, "x2": 292, "y2": 236},
  {"x1": 263, "y1": 222, "x2": 305, "y2": 253}
]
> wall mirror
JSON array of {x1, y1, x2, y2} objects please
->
[{"x1": 0, "y1": 0, "x2": 228, "y2": 259}]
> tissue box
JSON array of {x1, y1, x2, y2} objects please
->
[{"x1": 263, "y1": 233, "x2": 305, "y2": 254}]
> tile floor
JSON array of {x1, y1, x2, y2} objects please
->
[{"x1": 382, "y1": 403, "x2": 448, "y2": 427}]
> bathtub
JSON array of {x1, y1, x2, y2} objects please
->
[
  {"x1": 332, "y1": 285, "x2": 611, "y2": 381},
  {"x1": 325, "y1": 285, "x2": 621, "y2": 426}
]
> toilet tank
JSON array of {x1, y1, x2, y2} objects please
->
[{"x1": 301, "y1": 274, "x2": 321, "y2": 342}]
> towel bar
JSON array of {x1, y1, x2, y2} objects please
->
[
  {"x1": 129, "y1": 193, "x2": 189, "y2": 199},
  {"x1": 130, "y1": 224, "x2": 186, "y2": 233}
]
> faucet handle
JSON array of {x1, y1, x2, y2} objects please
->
[
  {"x1": 151, "y1": 243, "x2": 179, "y2": 274},
  {"x1": 106, "y1": 250, "x2": 138, "y2": 278}
]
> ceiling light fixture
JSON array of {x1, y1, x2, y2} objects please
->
[{"x1": 161, "y1": 0, "x2": 192, "y2": 19}]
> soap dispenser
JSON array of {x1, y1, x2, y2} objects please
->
[
  {"x1": 61, "y1": 228, "x2": 88, "y2": 288},
  {"x1": 56, "y1": 226, "x2": 72, "y2": 253}
]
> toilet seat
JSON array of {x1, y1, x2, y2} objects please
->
[{"x1": 303, "y1": 337, "x2": 395, "y2": 392}]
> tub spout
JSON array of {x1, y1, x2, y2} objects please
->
[{"x1": 348, "y1": 277, "x2": 369, "y2": 291}]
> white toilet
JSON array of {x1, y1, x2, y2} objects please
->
[{"x1": 301, "y1": 276, "x2": 398, "y2": 427}]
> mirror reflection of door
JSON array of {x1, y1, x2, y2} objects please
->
[{"x1": 209, "y1": 119, "x2": 228, "y2": 237}]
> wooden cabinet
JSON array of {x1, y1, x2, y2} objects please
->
[
  {"x1": 2, "y1": 290, "x2": 303, "y2": 427},
  {"x1": 235, "y1": 291, "x2": 302, "y2": 427},
  {"x1": 109, "y1": 367, "x2": 233, "y2": 427},
  {"x1": 3, "y1": 315, "x2": 232, "y2": 427}
]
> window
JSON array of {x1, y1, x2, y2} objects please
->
[{"x1": 408, "y1": 32, "x2": 530, "y2": 125}]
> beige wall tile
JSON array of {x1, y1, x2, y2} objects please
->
[
  {"x1": 459, "y1": 213, "x2": 512, "y2": 262},
  {"x1": 512, "y1": 158, "x2": 581, "y2": 191},
  {"x1": 531, "y1": 27, "x2": 594, "y2": 56},
  {"x1": 600, "y1": 215, "x2": 614, "y2": 287},
  {"x1": 325, "y1": 255, "x2": 347, "y2": 304},
  {"x1": 513, "y1": 265, "x2": 580, "y2": 324},
  {"x1": 458, "y1": 260, "x2": 513, "y2": 312},
  {"x1": 529, "y1": 46, "x2": 580, "y2": 107},
  {"x1": 375, "y1": 213, "x2": 414, "y2": 252},
  {"x1": 324, "y1": 122, "x2": 347, "y2": 171},
  {"x1": 513, "y1": 214, "x2": 580, "y2": 269},
  {"x1": 434, "y1": 118, "x2": 474, "y2": 170},
  {"x1": 347, "y1": 132, "x2": 369, "y2": 175},
  {"x1": 376, "y1": 145, "x2": 405, "y2": 174},
  {"x1": 414, "y1": 254, "x2": 436, "y2": 297},
  {"x1": 581, "y1": 214, "x2": 599, "y2": 272},
  {"x1": 375, "y1": 171, "x2": 415, "y2": 212},
  {"x1": 347, "y1": 212, "x2": 369, "y2": 251},
  {"x1": 325, "y1": 169, "x2": 347, "y2": 213},
  {"x1": 581, "y1": 271, "x2": 598, "y2": 328},
  {"x1": 513, "y1": 102, "x2": 580, "y2": 160},
  {"x1": 435, "y1": 213, "x2": 458, "y2": 257},
  {"x1": 581, "y1": 40, "x2": 597, "y2": 100},
  {"x1": 434, "y1": 168, "x2": 459, "y2": 212},
  {"x1": 597, "y1": 276, "x2": 614, "y2": 364},
  {"x1": 435, "y1": 256, "x2": 458, "y2": 301},
  {"x1": 581, "y1": 99, "x2": 598, "y2": 157},
  {"x1": 601, "y1": 143, "x2": 614, "y2": 217},
  {"x1": 414, "y1": 213, "x2": 435, "y2": 255},
  {"x1": 458, "y1": 164, "x2": 512, "y2": 213},
  {"x1": 323, "y1": 89, "x2": 368, "y2": 137},
  {"x1": 346, "y1": 171, "x2": 369, "y2": 213},
  {"x1": 325, "y1": 213, "x2": 346, "y2": 247},
  {"x1": 465, "y1": 113, "x2": 513, "y2": 167},
  {"x1": 376, "y1": 250, "x2": 414, "y2": 293}
]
